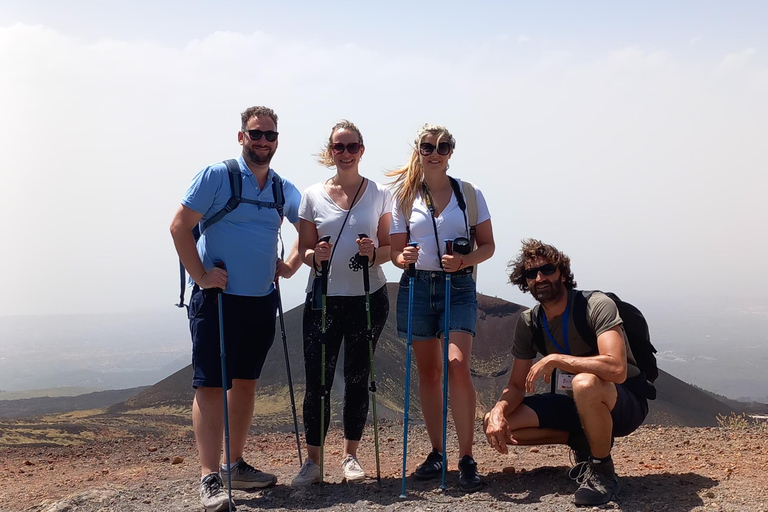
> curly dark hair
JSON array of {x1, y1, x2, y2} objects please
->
[
  {"x1": 241, "y1": 106, "x2": 278, "y2": 130},
  {"x1": 508, "y1": 238, "x2": 577, "y2": 293}
]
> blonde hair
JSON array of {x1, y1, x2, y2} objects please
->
[
  {"x1": 386, "y1": 124, "x2": 456, "y2": 220},
  {"x1": 316, "y1": 120, "x2": 365, "y2": 168}
]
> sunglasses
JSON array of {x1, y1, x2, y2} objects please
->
[
  {"x1": 331, "y1": 142, "x2": 362, "y2": 154},
  {"x1": 523, "y1": 263, "x2": 557, "y2": 280},
  {"x1": 419, "y1": 142, "x2": 452, "y2": 156},
  {"x1": 243, "y1": 129, "x2": 279, "y2": 142}
]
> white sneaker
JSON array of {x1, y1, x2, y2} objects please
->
[
  {"x1": 291, "y1": 459, "x2": 322, "y2": 488},
  {"x1": 341, "y1": 454, "x2": 366, "y2": 482}
]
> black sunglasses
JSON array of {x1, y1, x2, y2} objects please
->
[
  {"x1": 244, "y1": 129, "x2": 279, "y2": 142},
  {"x1": 331, "y1": 142, "x2": 362, "y2": 154},
  {"x1": 523, "y1": 263, "x2": 557, "y2": 280},
  {"x1": 419, "y1": 142, "x2": 452, "y2": 156}
]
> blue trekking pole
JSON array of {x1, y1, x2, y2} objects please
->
[
  {"x1": 441, "y1": 239, "x2": 453, "y2": 491},
  {"x1": 317, "y1": 234, "x2": 332, "y2": 486},
  {"x1": 400, "y1": 241, "x2": 419, "y2": 499},
  {"x1": 358, "y1": 233, "x2": 381, "y2": 485},
  {"x1": 214, "y1": 261, "x2": 234, "y2": 512}
]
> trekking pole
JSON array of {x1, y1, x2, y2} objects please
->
[
  {"x1": 358, "y1": 233, "x2": 381, "y2": 485},
  {"x1": 318, "y1": 234, "x2": 331, "y2": 486},
  {"x1": 214, "y1": 261, "x2": 234, "y2": 512},
  {"x1": 441, "y1": 239, "x2": 454, "y2": 492},
  {"x1": 275, "y1": 279, "x2": 303, "y2": 467},
  {"x1": 400, "y1": 241, "x2": 419, "y2": 499}
]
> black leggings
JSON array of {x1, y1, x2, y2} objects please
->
[{"x1": 302, "y1": 285, "x2": 389, "y2": 446}]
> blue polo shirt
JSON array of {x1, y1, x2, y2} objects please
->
[{"x1": 182, "y1": 155, "x2": 301, "y2": 297}]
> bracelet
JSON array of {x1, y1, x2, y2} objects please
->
[
  {"x1": 368, "y1": 248, "x2": 377, "y2": 267},
  {"x1": 459, "y1": 256, "x2": 465, "y2": 269},
  {"x1": 198, "y1": 271, "x2": 207, "y2": 282},
  {"x1": 312, "y1": 254, "x2": 321, "y2": 272}
]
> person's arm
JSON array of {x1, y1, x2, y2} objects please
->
[
  {"x1": 390, "y1": 232, "x2": 419, "y2": 269},
  {"x1": 169, "y1": 204, "x2": 227, "y2": 289},
  {"x1": 359, "y1": 212, "x2": 392, "y2": 266},
  {"x1": 275, "y1": 221, "x2": 302, "y2": 279},
  {"x1": 441, "y1": 218, "x2": 495, "y2": 272},
  {"x1": 298, "y1": 218, "x2": 333, "y2": 272},
  {"x1": 524, "y1": 327, "x2": 628, "y2": 392},
  {"x1": 484, "y1": 357, "x2": 532, "y2": 454}
]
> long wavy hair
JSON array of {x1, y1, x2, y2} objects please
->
[
  {"x1": 386, "y1": 124, "x2": 456, "y2": 220},
  {"x1": 508, "y1": 238, "x2": 577, "y2": 293},
  {"x1": 315, "y1": 120, "x2": 364, "y2": 168}
]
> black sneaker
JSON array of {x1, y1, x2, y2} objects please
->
[
  {"x1": 414, "y1": 448, "x2": 443, "y2": 480},
  {"x1": 458, "y1": 455, "x2": 482, "y2": 493},
  {"x1": 571, "y1": 457, "x2": 620, "y2": 506}
]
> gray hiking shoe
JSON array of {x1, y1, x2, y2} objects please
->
[
  {"x1": 221, "y1": 457, "x2": 277, "y2": 489},
  {"x1": 570, "y1": 457, "x2": 620, "y2": 506},
  {"x1": 199, "y1": 473, "x2": 233, "y2": 512}
]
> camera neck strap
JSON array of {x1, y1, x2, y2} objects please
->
[{"x1": 421, "y1": 180, "x2": 469, "y2": 269}]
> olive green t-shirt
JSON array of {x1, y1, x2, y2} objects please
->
[{"x1": 512, "y1": 290, "x2": 640, "y2": 378}]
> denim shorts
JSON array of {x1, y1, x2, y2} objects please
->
[{"x1": 396, "y1": 270, "x2": 478, "y2": 340}]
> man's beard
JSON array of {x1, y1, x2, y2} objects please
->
[
  {"x1": 531, "y1": 279, "x2": 565, "y2": 304},
  {"x1": 245, "y1": 146, "x2": 275, "y2": 166}
]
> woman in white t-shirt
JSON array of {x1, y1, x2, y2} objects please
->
[
  {"x1": 292, "y1": 120, "x2": 392, "y2": 487},
  {"x1": 388, "y1": 124, "x2": 495, "y2": 492}
]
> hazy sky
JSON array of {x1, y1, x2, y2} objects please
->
[{"x1": 1, "y1": 0, "x2": 766, "y2": 317}]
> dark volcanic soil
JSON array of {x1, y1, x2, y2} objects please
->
[{"x1": 2, "y1": 419, "x2": 768, "y2": 512}]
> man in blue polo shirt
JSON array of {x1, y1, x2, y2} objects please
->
[{"x1": 170, "y1": 106, "x2": 302, "y2": 512}]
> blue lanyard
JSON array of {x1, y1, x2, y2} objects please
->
[{"x1": 541, "y1": 298, "x2": 571, "y2": 355}]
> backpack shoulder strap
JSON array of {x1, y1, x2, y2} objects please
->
[
  {"x1": 529, "y1": 304, "x2": 548, "y2": 357},
  {"x1": 199, "y1": 159, "x2": 242, "y2": 233},
  {"x1": 461, "y1": 180, "x2": 478, "y2": 230},
  {"x1": 572, "y1": 289, "x2": 598, "y2": 350},
  {"x1": 271, "y1": 171, "x2": 285, "y2": 220}
]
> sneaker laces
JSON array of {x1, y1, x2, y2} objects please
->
[
  {"x1": 297, "y1": 460, "x2": 315, "y2": 477},
  {"x1": 342, "y1": 455, "x2": 362, "y2": 471},
  {"x1": 202, "y1": 474, "x2": 223, "y2": 495},
  {"x1": 568, "y1": 461, "x2": 592, "y2": 483}
]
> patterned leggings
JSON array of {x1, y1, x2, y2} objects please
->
[{"x1": 302, "y1": 285, "x2": 389, "y2": 446}]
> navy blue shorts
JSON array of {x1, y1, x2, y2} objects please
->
[
  {"x1": 522, "y1": 380, "x2": 648, "y2": 437},
  {"x1": 396, "y1": 270, "x2": 478, "y2": 340},
  {"x1": 188, "y1": 287, "x2": 277, "y2": 389}
]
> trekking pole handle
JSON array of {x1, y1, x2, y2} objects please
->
[
  {"x1": 213, "y1": 261, "x2": 226, "y2": 292},
  {"x1": 407, "y1": 242, "x2": 419, "y2": 277},
  {"x1": 358, "y1": 233, "x2": 371, "y2": 290},
  {"x1": 318, "y1": 235, "x2": 331, "y2": 293}
]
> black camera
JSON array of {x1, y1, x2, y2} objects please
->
[{"x1": 453, "y1": 237, "x2": 472, "y2": 255}]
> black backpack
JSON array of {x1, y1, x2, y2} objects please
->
[
  {"x1": 175, "y1": 159, "x2": 285, "y2": 308},
  {"x1": 531, "y1": 290, "x2": 658, "y2": 398}
]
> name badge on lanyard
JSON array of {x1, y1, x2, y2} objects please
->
[{"x1": 557, "y1": 371, "x2": 575, "y2": 390}]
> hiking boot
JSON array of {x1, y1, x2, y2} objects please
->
[
  {"x1": 571, "y1": 457, "x2": 620, "y2": 506},
  {"x1": 291, "y1": 459, "x2": 323, "y2": 488},
  {"x1": 458, "y1": 455, "x2": 482, "y2": 493},
  {"x1": 341, "y1": 454, "x2": 366, "y2": 482},
  {"x1": 199, "y1": 472, "x2": 233, "y2": 512},
  {"x1": 221, "y1": 457, "x2": 277, "y2": 489},
  {"x1": 413, "y1": 448, "x2": 443, "y2": 480}
]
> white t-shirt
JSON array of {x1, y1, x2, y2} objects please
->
[
  {"x1": 390, "y1": 178, "x2": 491, "y2": 271},
  {"x1": 299, "y1": 179, "x2": 393, "y2": 296}
]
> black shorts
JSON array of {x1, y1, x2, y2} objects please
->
[
  {"x1": 523, "y1": 381, "x2": 648, "y2": 437},
  {"x1": 189, "y1": 287, "x2": 277, "y2": 389}
]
